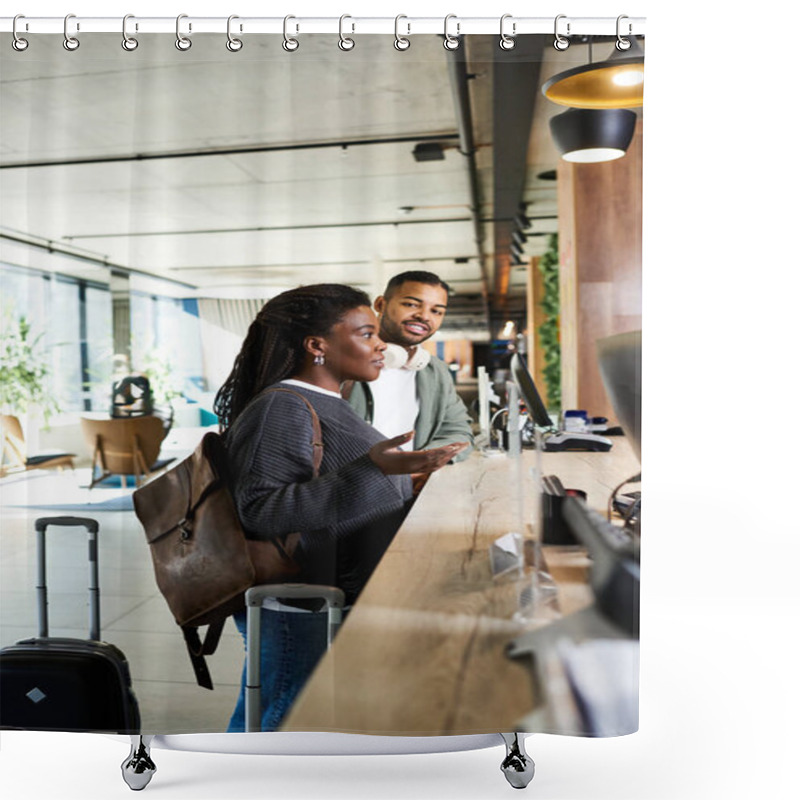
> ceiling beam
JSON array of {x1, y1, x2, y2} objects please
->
[
  {"x1": 0, "y1": 231, "x2": 196, "y2": 289},
  {"x1": 0, "y1": 133, "x2": 461, "y2": 170},
  {"x1": 65, "y1": 217, "x2": 474, "y2": 241},
  {"x1": 169, "y1": 255, "x2": 482, "y2": 272},
  {"x1": 445, "y1": 42, "x2": 491, "y2": 333},
  {"x1": 491, "y1": 35, "x2": 546, "y2": 313}
]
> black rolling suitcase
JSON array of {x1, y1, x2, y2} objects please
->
[{"x1": 0, "y1": 516, "x2": 140, "y2": 733}]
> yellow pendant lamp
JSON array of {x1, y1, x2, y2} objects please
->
[{"x1": 543, "y1": 38, "x2": 645, "y2": 110}]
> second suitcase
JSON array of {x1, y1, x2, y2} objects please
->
[
  {"x1": 0, "y1": 516, "x2": 141, "y2": 733},
  {"x1": 244, "y1": 583, "x2": 345, "y2": 732}
]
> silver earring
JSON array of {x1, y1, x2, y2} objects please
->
[{"x1": 313, "y1": 355, "x2": 325, "y2": 366}]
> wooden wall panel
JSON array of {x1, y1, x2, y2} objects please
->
[
  {"x1": 557, "y1": 120, "x2": 643, "y2": 422},
  {"x1": 557, "y1": 161, "x2": 579, "y2": 411}
]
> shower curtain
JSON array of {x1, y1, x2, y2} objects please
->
[{"x1": 0, "y1": 18, "x2": 642, "y2": 747}]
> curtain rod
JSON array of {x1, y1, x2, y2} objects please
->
[{"x1": 1, "y1": 16, "x2": 645, "y2": 37}]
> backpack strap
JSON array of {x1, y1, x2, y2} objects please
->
[
  {"x1": 262, "y1": 388, "x2": 324, "y2": 476},
  {"x1": 182, "y1": 619, "x2": 226, "y2": 690}
]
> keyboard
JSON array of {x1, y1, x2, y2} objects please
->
[
  {"x1": 562, "y1": 497, "x2": 640, "y2": 637},
  {"x1": 563, "y1": 498, "x2": 638, "y2": 562}
]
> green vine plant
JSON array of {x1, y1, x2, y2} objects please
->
[
  {"x1": 537, "y1": 233, "x2": 561, "y2": 411},
  {"x1": 0, "y1": 310, "x2": 61, "y2": 424}
]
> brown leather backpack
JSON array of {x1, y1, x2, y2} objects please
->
[{"x1": 133, "y1": 388, "x2": 323, "y2": 688}]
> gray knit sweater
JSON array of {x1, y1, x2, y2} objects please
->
[{"x1": 225, "y1": 382, "x2": 413, "y2": 602}]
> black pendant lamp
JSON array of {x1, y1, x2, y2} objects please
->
[{"x1": 549, "y1": 108, "x2": 637, "y2": 163}]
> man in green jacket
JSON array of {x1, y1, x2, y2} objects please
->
[{"x1": 346, "y1": 271, "x2": 474, "y2": 462}]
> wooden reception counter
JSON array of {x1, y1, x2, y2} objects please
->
[{"x1": 282, "y1": 440, "x2": 640, "y2": 736}]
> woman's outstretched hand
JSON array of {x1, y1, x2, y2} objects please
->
[{"x1": 369, "y1": 431, "x2": 470, "y2": 475}]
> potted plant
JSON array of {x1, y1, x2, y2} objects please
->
[
  {"x1": 141, "y1": 349, "x2": 184, "y2": 433},
  {"x1": 0, "y1": 311, "x2": 61, "y2": 424}
]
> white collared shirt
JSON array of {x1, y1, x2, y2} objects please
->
[
  {"x1": 280, "y1": 378, "x2": 341, "y2": 398},
  {"x1": 368, "y1": 367, "x2": 419, "y2": 451}
]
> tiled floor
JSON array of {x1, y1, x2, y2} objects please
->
[{"x1": 0, "y1": 461, "x2": 245, "y2": 734}]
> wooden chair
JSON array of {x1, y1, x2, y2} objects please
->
[
  {"x1": 80, "y1": 416, "x2": 170, "y2": 489},
  {"x1": 1, "y1": 414, "x2": 75, "y2": 477}
]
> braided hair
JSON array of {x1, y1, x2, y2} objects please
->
[{"x1": 214, "y1": 283, "x2": 371, "y2": 432}]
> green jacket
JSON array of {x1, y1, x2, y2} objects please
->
[{"x1": 346, "y1": 356, "x2": 474, "y2": 462}]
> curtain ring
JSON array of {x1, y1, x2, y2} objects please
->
[
  {"x1": 338, "y1": 15, "x2": 355, "y2": 51},
  {"x1": 63, "y1": 13, "x2": 80, "y2": 51},
  {"x1": 499, "y1": 14, "x2": 516, "y2": 51},
  {"x1": 12, "y1": 15, "x2": 29, "y2": 52},
  {"x1": 282, "y1": 15, "x2": 299, "y2": 51},
  {"x1": 122, "y1": 14, "x2": 138, "y2": 51},
  {"x1": 226, "y1": 15, "x2": 243, "y2": 52},
  {"x1": 394, "y1": 15, "x2": 410, "y2": 51},
  {"x1": 553, "y1": 14, "x2": 570, "y2": 51},
  {"x1": 616, "y1": 15, "x2": 632, "y2": 51},
  {"x1": 443, "y1": 14, "x2": 460, "y2": 51},
  {"x1": 175, "y1": 14, "x2": 192, "y2": 51}
]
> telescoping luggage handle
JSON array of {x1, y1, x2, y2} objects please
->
[
  {"x1": 34, "y1": 516, "x2": 101, "y2": 641},
  {"x1": 244, "y1": 583, "x2": 346, "y2": 733}
]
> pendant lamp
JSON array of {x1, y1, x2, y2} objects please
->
[
  {"x1": 542, "y1": 37, "x2": 644, "y2": 110},
  {"x1": 549, "y1": 108, "x2": 637, "y2": 163}
]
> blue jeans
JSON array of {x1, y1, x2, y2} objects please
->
[{"x1": 227, "y1": 607, "x2": 329, "y2": 732}]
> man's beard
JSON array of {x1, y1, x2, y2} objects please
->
[{"x1": 380, "y1": 320, "x2": 430, "y2": 348}]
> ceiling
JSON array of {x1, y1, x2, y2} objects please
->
[{"x1": 0, "y1": 32, "x2": 637, "y2": 338}]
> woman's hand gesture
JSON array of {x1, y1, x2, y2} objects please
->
[{"x1": 369, "y1": 431, "x2": 469, "y2": 475}]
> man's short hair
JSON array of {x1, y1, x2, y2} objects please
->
[{"x1": 383, "y1": 270, "x2": 451, "y2": 299}]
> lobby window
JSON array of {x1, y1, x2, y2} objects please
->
[
  {"x1": 1, "y1": 264, "x2": 112, "y2": 414},
  {"x1": 130, "y1": 292, "x2": 202, "y2": 404}
]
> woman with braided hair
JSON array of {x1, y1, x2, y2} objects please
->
[{"x1": 215, "y1": 284, "x2": 468, "y2": 732}]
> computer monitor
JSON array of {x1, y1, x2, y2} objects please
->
[
  {"x1": 510, "y1": 353, "x2": 555, "y2": 430},
  {"x1": 596, "y1": 331, "x2": 641, "y2": 462}
]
